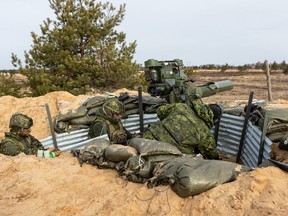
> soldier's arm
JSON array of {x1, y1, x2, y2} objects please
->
[
  {"x1": 29, "y1": 135, "x2": 44, "y2": 150},
  {"x1": 0, "y1": 140, "x2": 23, "y2": 156}
]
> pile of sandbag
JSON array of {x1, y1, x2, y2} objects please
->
[
  {"x1": 76, "y1": 137, "x2": 250, "y2": 197},
  {"x1": 224, "y1": 104, "x2": 288, "y2": 146},
  {"x1": 54, "y1": 92, "x2": 167, "y2": 133}
]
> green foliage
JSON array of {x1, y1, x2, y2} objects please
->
[
  {"x1": 0, "y1": 74, "x2": 24, "y2": 97},
  {"x1": 271, "y1": 61, "x2": 279, "y2": 71},
  {"x1": 12, "y1": 0, "x2": 138, "y2": 96},
  {"x1": 284, "y1": 66, "x2": 288, "y2": 75},
  {"x1": 280, "y1": 61, "x2": 287, "y2": 70},
  {"x1": 237, "y1": 65, "x2": 249, "y2": 72},
  {"x1": 220, "y1": 63, "x2": 229, "y2": 72}
]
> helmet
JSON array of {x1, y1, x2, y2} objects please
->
[
  {"x1": 102, "y1": 98, "x2": 125, "y2": 118},
  {"x1": 9, "y1": 113, "x2": 33, "y2": 129},
  {"x1": 208, "y1": 104, "x2": 223, "y2": 124}
]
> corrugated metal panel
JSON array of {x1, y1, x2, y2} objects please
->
[
  {"x1": 241, "y1": 122, "x2": 272, "y2": 168},
  {"x1": 41, "y1": 128, "x2": 109, "y2": 152},
  {"x1": 213, "y1": 113, "x2": 272, "y2": 168},
  {"x1": 121, "y1": 113, "x2": 158, "y2": 132},
  {"x1": 214, "y1": 114, "x2": 244, "y2": 156},
  {"x1": 40, "y1": 113, "x2": 272, "y2": 168},
  {"x1": 40, "y1": 114, "x2": 158, "y2": 151}
]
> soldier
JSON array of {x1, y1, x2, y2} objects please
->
[
  {"x1": 88, "y1": 97, "x2": 133, "y2": 144},
  {"x1": 0, "y1": 113, "x2": 44, "y2": 156},
  {"x1": 143, "y1": 100, "x2": 220, "y2": 159}
]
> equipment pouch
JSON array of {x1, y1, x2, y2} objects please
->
[{"x1": 111, "y1": 130, "x2": 128, "y2": 144}]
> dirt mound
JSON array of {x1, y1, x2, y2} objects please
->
[{"x1": 0, "y1": 153, "x2": 287, "y2": 216}]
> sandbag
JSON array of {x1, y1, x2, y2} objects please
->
[
  {"x1": 54, "y1": 96, "x2": 107, "y2": 133},
  {"x1": 248, "y1": 107, "x2": 288, "y2": 142},
  {"x1": 121, "y1": 154, "x2": 180, "y2": 183},
  {"x1": 122, "y1": 155, "x2": 147, "y2": 183},
  {"x1": 149, "y1": 157, "x2": 250, "y2": 198},
  {"x1": 81, "y1": 138, "x2": 111, "y2": 164},
  {"x1": 57, "y1": 105, "x2": 88, "y2": 122},
  {"x1": 138, "y1": 154, "x2": 181, "y2": 178},
  {"x1": 128, "y1": 137, "x2": 182, "y2": 157},
  {"x1": 84, "y1": 96, "x2": 106, "y2": 109},
  {"x1": 104, "y1": 144, "x2": 138, "y2": 162},
  {"x1": 69, "y1": 115, "x2": 96, "y2": 125}
]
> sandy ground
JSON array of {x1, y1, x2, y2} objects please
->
[{"x1": 1, "y1": 84, "x2": 288, "y2": 215}]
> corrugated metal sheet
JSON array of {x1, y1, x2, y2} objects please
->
[
  {"x1": 121, "y1": 113, "x2": 158, "y2": 132},
  {"x1": 41, "y1": 129, "x2": 110, "y2": 152},
  {"x1": 214, "y1": 113, "x2": 272, "y2": 168},
  {"x1": 40, "y1": 113, "x2": 272, "y2": 168},
  {"x1": 41, "y1": 114, "x2": 158, "y2": 151}
]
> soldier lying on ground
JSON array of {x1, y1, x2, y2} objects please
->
[{"x1": 0, "y1": 113, "x2": 45, "y2": 156}]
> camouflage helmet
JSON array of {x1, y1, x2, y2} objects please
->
[
  {"x1": 208, "y1": 104, "x2": 223, "y2": 124},
  {"x1": 9, "y1": 113, "x2": 33, "y2": 129},
  {"x1": 102, "y1": 98, "x2": 125, "y2": 118}
]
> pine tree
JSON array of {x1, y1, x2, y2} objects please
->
[{"x1": 12, "y1": 0, "x2": 138, "y2": 96}]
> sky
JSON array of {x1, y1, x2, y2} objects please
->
[{"x1": 1, "y1": 0, "x2": 288, "y2": 69}]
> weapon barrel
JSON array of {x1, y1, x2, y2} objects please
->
[{"x1": 187, "y1": 80, "x2": 233, "y2": 99}]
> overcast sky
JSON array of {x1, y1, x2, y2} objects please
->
[{"x1": 1, "y1": 0, "x2": 288, "y2": 69}]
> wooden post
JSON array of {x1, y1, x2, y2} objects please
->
[{"x1": 265, "y1": 61, "x2": 273, "y2": 102}]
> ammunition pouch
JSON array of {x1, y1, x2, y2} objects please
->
[{"x1": 111, "y1": 130, "x2": 128, "y2": 144}]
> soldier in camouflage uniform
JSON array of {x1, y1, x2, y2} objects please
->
[
  {"x1": 143, "y1": 100, "x2": 219, "y2": 159},
  {"x1": 0, "y1": 113, "x2": 44, "y2": 156},
  {"x1": 88, "y1": 98, "x2": 133, "y2": 144}
]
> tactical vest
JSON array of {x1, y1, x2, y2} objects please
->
[
  {"x1": 0, "y1": 133, "x2": 30, "y2": 155},
  {"x1": 104, "y1": 119, "x2": 128, "y2": 144}
]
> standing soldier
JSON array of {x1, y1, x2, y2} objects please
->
[{"x1": 0, "y1": 113, "x2": 44, "y2": 156}]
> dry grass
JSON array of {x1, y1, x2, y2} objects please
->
[{"x1": 190, "y1": 69, "x2": 288, "y2": 107}]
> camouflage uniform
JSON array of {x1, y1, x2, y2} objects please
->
[
  {"x1": 0, "y1": 113, "x2": 44, "y2": 156},
  {"x1": 143, "y1": 100, "x2": 219, "y2": 159},
  {"x1": 88, "y1": 98, "x2": 132, "y2": 144}
]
